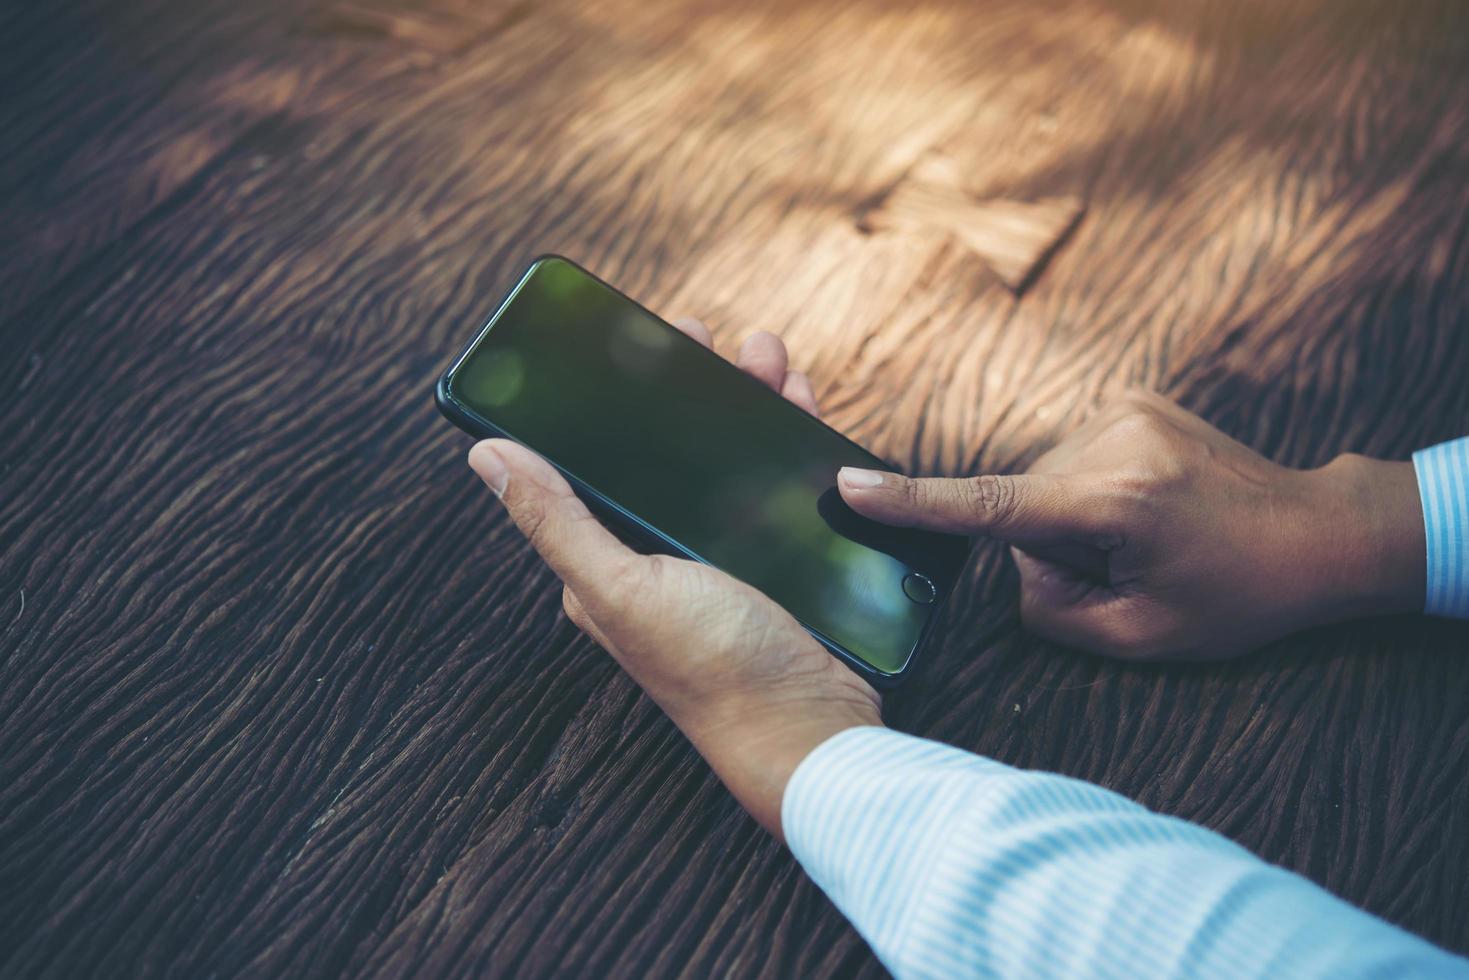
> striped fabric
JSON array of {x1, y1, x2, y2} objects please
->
[
  {"x1": 783, "y1": 727, "x2": 1468, "y2": 979},
  {"x1": 1414, "y1": 437, "x2": 1469, "y2": 618}
]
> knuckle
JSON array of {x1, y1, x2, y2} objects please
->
[
  {"x1": 517, "y1": 502, "x2": 557, "y2": 553},
  {"x1": 902, "y1": 476, "x2": 925, "y2": 510},
  {"x1": 529, "y1": 501, "x2": 597, "y2": 554},
  {"x1": 1093, "y1": 391, "x2": 1149, "y2": 425},
  {"x1": 1099, "y1": 424, "x2": 1194, "y2": 506},
  {"x1": 968, "y1": 474, "x2": 1018, "y2": 526},
  {"x1": 1110, "y1": 450, "x2": 1191, "y2": 503},
  {"x1": 1107, "y1": 407, "x2": 1168, "y2": 443},
  {"x1": 639, "y1": 554, "x2": 673, "y2": 585},
  {"x1": 607, "y1": 555, "x2": 660, "y2": 604},
  {"x1": 1107, "y1": 468, "x2": 1160, "y2": 503},
  {"x1": 1096, "y1": 393, "x2": 1183, "y2": 447}
]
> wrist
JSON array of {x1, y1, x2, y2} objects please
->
[
  {"x1": 677, "y1": 680, "x2": 883, "y2": 842},
  {"x1": 1306, "y1": 454, "x2": 1426, "y2": 619}
]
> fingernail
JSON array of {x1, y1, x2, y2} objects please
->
[
  {"x1": 468, "y1": 442, "x2": 509, "y2": 498},
  {"x1": 839, "y1": 467, "x2": 885, "y2": 489}
]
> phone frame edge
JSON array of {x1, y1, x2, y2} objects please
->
[{"x1": 433, "y1": 254, "x2": 960, "y2": 691}]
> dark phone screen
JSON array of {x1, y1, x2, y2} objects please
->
[{"x1": 444, "y1": 257, "x2": 968, "y2": 676}]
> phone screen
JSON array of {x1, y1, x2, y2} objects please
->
[{"x1": 440, "y1": 257, "x2": 969, "y2": 678}]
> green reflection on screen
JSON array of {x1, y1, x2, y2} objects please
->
[{"x1": 449, "y1": 257, "x2": 963, "y2": 675}]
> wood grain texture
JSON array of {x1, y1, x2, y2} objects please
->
[
  {"x1": 861, "y1": 152, "x2": 1085, "y2": 292},
  {"x1": 3, "y1": 0, "x2": 1468, "y2": 976}
]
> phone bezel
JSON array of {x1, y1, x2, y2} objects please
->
[{"x1": 435, "y1": 254, "x2": 969, "y2": 688}]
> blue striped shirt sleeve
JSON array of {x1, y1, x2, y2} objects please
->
[
  {"x1": 1414, "y1": 437, "x2": 1469, "y2": 618},
  {"x1": 783, "y1": 726, "x2": 1468, "y2": 979}
]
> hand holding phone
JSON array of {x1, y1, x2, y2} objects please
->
[
  {"x1": 465, "y1": 326, "x2": 883, "y2": 838},
  {"x1": 443, "y1": 257, "x2": 974, "y2": 829},
  {"x1": 438, "y1": 257, "x2": 970, "y2": 686}
]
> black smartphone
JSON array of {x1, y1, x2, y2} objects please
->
[{"x1": 436, "y1": 256, "x2": 970, "y2": 687}]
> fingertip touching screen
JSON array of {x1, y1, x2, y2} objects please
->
[{"x1": 443, "y1": 256, "x2": 969, "y2": 678}]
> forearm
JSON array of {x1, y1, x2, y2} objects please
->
[{"x1": 783, "y1": 728, "x2": 1467, "y2": 979}]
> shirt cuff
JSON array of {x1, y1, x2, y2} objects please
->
[{"x1": 1412, "y1": 437, "x2": 1469, "y2": 618}]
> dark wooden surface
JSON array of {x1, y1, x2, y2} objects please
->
[{"x1": 4, "y1": 0, "x2": 1469, "y2": 976}]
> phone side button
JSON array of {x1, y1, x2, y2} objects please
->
[{"x1": 901, "y1": 572, "x2": 937, "y2": 605}]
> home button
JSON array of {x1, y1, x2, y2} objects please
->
[{"x1": 902, "y1": 572, "x2": 937, "y2": 605}]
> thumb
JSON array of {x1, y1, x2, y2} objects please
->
[
  {"x1": 468, "y1": 439, "x2": 635, "y2": 600},
  {"x1": 1011, "y1": 548, "x2": 1159, "y2": 660},
  {"x1": 837, "y1": 467, "x2": 1106, "y2": 541}
]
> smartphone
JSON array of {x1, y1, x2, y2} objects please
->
[{"x1": 436, "y1": 256, "x2": 970, "y2": 687}]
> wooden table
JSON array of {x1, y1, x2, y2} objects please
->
[{"x1": 4, "y1": 0, "x2": 1467, "y2": 975}]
